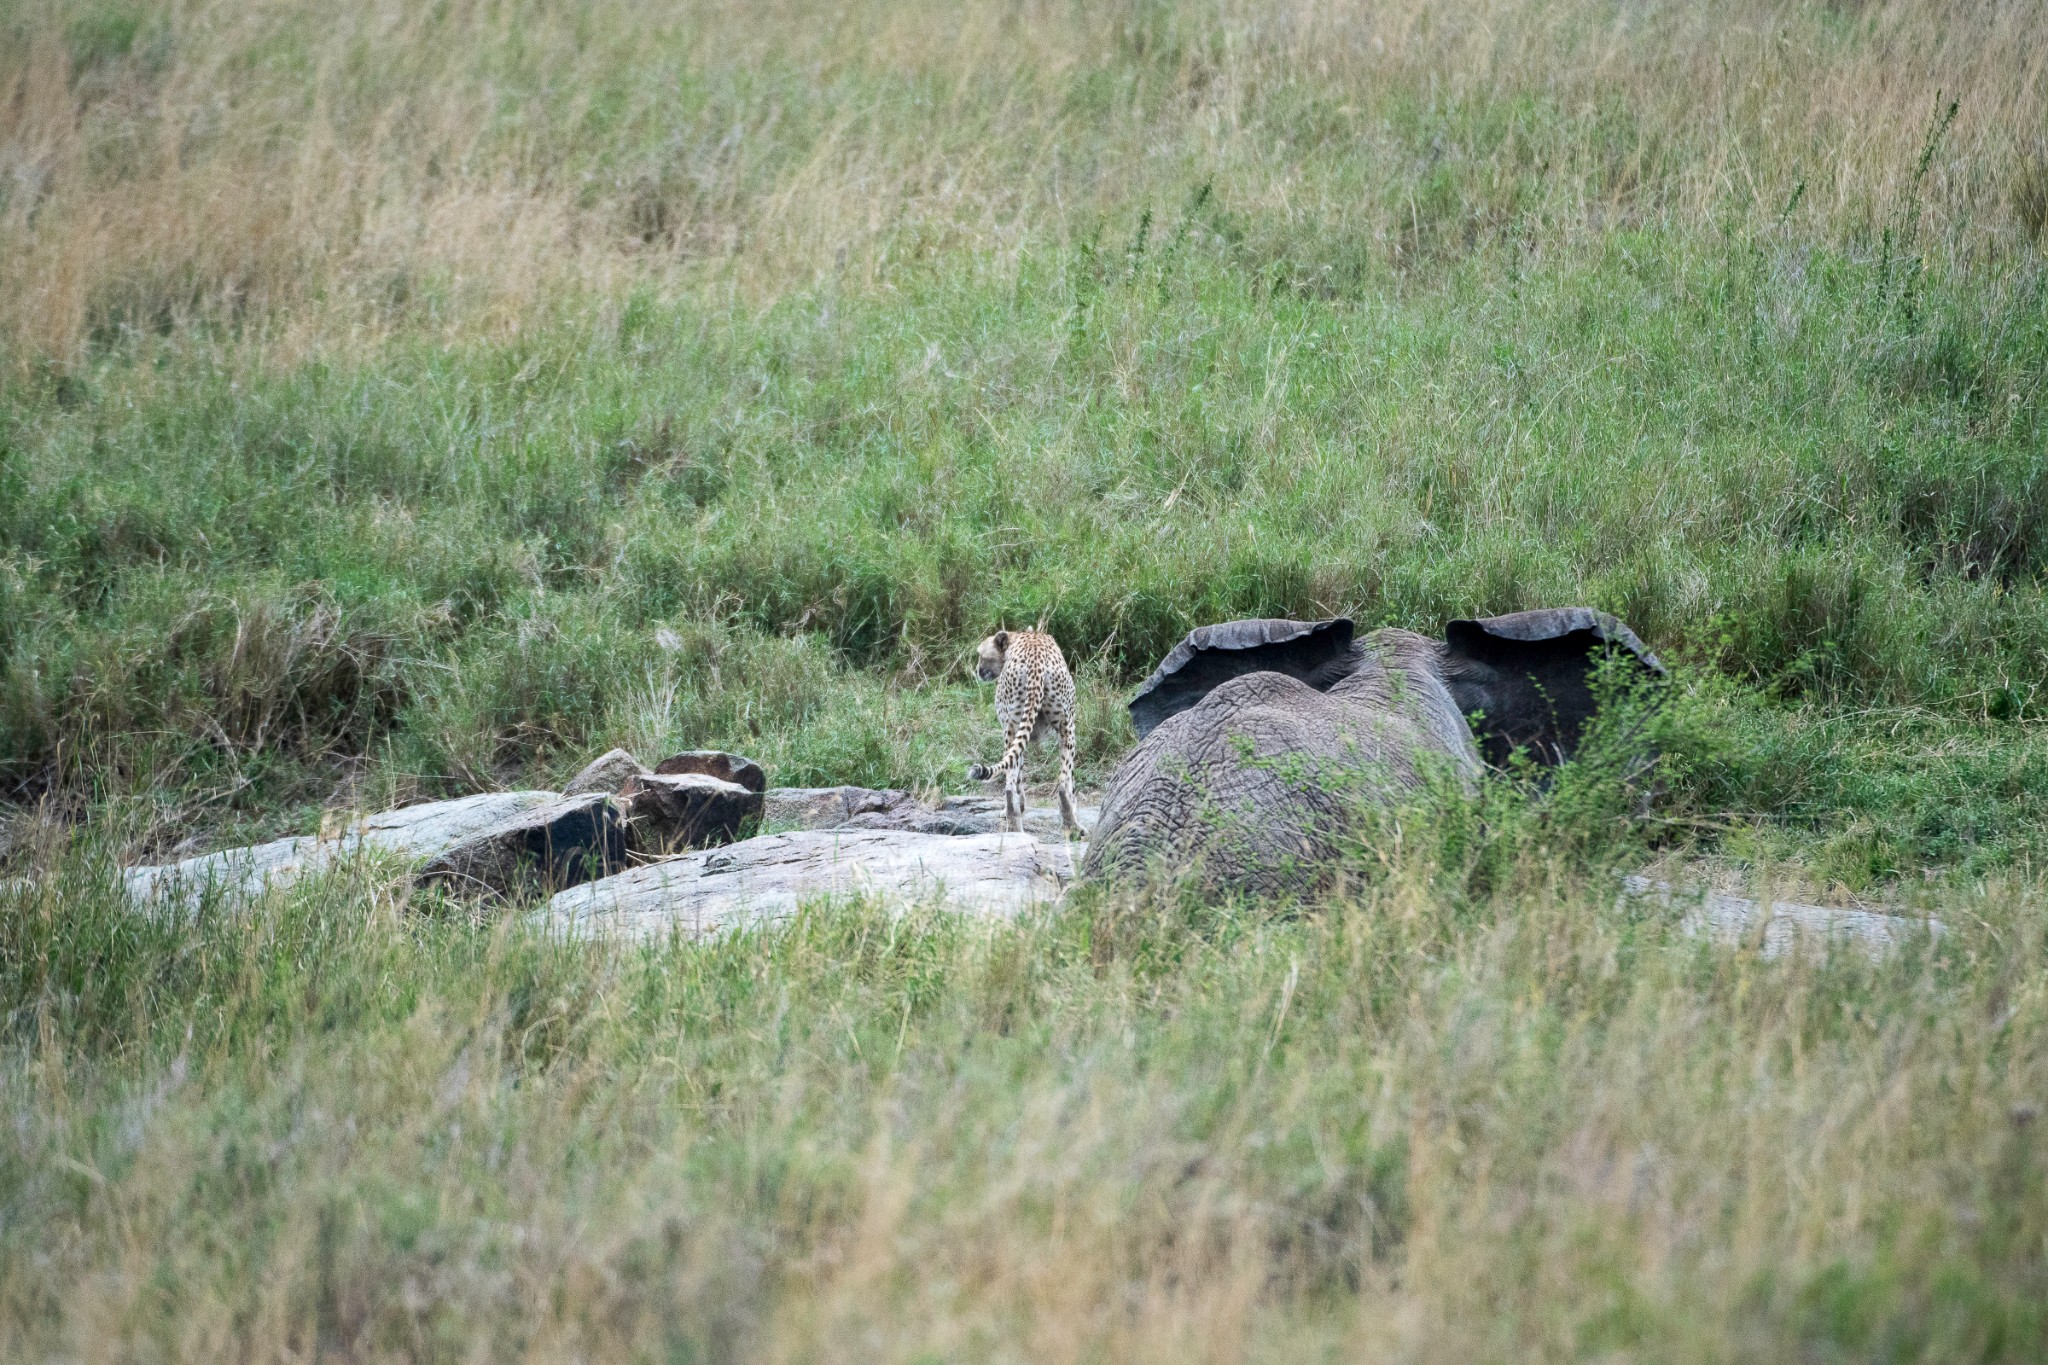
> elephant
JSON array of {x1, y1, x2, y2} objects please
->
[{"x1": 1080, "y1": 609, "x2": 1664, "y2": 897}]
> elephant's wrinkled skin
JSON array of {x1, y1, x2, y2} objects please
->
[{"x1": 1083, "y1": 609, "x2": 1661, "y2": 896}]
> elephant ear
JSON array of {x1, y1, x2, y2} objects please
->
[
  {"x1": 1128, "y1": 617, "x2": 1359, "y2": 739},
  {"x1": 1440, "y1": 608, "x2": 1664, "y2": 766}
]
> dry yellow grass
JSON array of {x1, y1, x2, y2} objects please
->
[
  {"x1": 3, "y1": 854, "x2": 2039, "y2": 1362},
  {"x1": 3, "y1": 0, "x2": 2043, "y2": 366}
]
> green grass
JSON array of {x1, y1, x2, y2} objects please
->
[
  {"x1": 6, "y1": 235, "x2": 2045, "y2": 865},
  {"x1": 4, "y1": 0, "x2": 2048, "y2": 1355},
  {"x1": 3, "y1": 815, "x2": 2040, "y2": 1360}
]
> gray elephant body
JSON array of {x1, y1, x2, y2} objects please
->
[
  {"x1": 1083, "y1": 609, "x2": 1661, "y2": 896},
  {"x1": 1085, "y1": 629, "x2": 1480, "y2": 896}
]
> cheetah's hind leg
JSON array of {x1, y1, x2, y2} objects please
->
[
  {"x1": 1055, "y1": 717, "x2": 1081, "y2": 834},
  {"x1": 1003, "y1": 762, "x2": 1027, "y2": 833}
]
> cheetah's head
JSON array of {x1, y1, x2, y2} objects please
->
[{"x1": 974, "y1": 630, "x2": 1009, "y2": 682}]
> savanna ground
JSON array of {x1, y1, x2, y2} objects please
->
[{"x1": 3, "y1": 0, "x2": 2048, "y2": 1357}]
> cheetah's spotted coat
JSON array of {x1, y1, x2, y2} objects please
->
[{"x1": 970, "y1": 629, "x2": 1081, "y2": 835}]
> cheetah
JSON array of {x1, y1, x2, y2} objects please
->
[{"x1": 967, "y1": 629, "x2": 1082, "y2": 835}]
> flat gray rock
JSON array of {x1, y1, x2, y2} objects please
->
[
  {"x1": 932, "y1": 794, "x2": 1098, "y2": 839},
  {"x1": 762, "y1": 786, "x2": 972, "y2": 833},
  {"x1": 1623, "y1": 876, "x2": 1946, "y2": 960},
  {"x1": 124, "y1": 791, "x2": 561, "y2": 912},
  {"x1": 540, "y1": 829, "x2": 1086, "y2": 941},
  {"x1": 762, "y1": 787, "x2": 1095, "y2": 839},
  {"x1": 761, "y1": 787, "x2": 874, "y2": 829}
]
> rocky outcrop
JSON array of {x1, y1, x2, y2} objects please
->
[
  {"x1": 761, "y1": 787, "x2": 1095, "y2": 839},
  {"x1": 415, "y1": 794, "x2": 628, "y2": 898},
  {"x1": 621, "y1": 772, "x2": 762, "y2": 854},
  {"x1": 124, "y1": 791, "x2": 562, "y2": 913},
  {"x1": 116, "y1": 773, "x2": 1084, "y2": 918},
  {"x1": 762, "y1": 786, "x2": 983, "y2": 835},
  {"x1": 114, "y1": 780, "x2": 1951, "y2": 965},
  {"x1": 1621, "y1": 876, "x2": 1946, "y2": 960},
  {"x1": 931, "y1": 793, "x2": 1098, "y2": 840},
  {"x1": 761, "y1": 787, "x2": 877, "y2": 830},
  {"x1": 562, "y1": 748, "x2": 651, "y2": 797},
  {"x1": 540, "y1": 829, "x2": 1084, "y2": 940},
  {"x1": 654, "y1": 750, "x2": 767, "y2": 794}
]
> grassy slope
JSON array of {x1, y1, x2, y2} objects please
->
[{"x1": 4, "y1": 0, "x2": 2048, "y2": 1356}]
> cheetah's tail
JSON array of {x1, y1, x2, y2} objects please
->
[{"x1": 990, "y1": 700, "x2": 1040, "y2": 778}]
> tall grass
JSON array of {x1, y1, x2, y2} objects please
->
[
  {"x1": 4, "y1": 0, "x2": 2048, "y2": 1353},
  {"x1": 3, "y1": 0, "x2": 2043, "y2": 844},
  {"x1": 2, "y1": 0, "x2": 2043, "y2": 362},
  {"x1": 7, "y1": 237, "x2": 2045, "y2": 865},
  {"x1": 4, "y1": 798, "x2": 2038, "y2": 1362}
]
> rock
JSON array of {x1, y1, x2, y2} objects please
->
[
  {"x1": 759, "y1": 786, "x2": 966, "y2": 834},
  {"x1": 836, "y1": 787, "x2": 924, "y2": 823},
  {"x1": 761, "y1": 787, "x2": 868, "y2": 830},
  {"x1": 416, "y1": 794, "x2": 628, "y2": 898},
  {"x1": 621, "y1": 772, "x2": 763, "y2": 854},
  {"x1": 828, "y1": 788, "x2": 984, "y2": 835},
  {"x1": 539, "y1": 829, "x2": 1085, "y2": 940},
  {"x1": 653, "y1": 750, "x2": 767, "y2": 794},
  {"x1": 760, "y1": 787, "x2": 1095, "y2": 838},
  {"x1": 1622, "y1": 876, "x2": 1946, "y2": 961},
  {"x1": 125, "y1": 791, "x2": 562, "y2": 913},
  {"x1": 931, "y1": 794, "x2": 1000, "y2": 832},
  {"x1": 841, "y1": 802, "x2": 989, "y2": 835},
  {"x1": 838, "y1": 788, "x2": 993, "y2": 834},
  {"x1": 933, "y1": 794, "x2": 1099, "y2": 840},
  {"x1": 562, "y1": 748, "x2": 651, "y2": 797}
]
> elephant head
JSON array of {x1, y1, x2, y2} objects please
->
[{"x1": 1083, "y1": 609, "x2": 1664, "y2": 896}]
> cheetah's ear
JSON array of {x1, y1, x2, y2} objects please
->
[{"x1": 993, "y1": 630, "x2": 1009, "y2": 650}]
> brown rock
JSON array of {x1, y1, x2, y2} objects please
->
[
  {"x1": 653, "y1": 750, "x2": 767, "y2": 794},
  {"x1": 563, "y1": 747, "x2": 651, "y2": 797},
  {"x1": 622, "y1": 773, "x2": 763, "y2": 855},
  {"x1": 416, "y1": 793, "x2": 627, "y2": 899}
]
